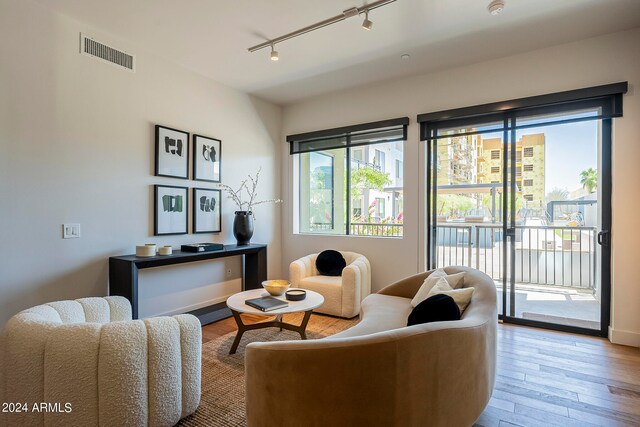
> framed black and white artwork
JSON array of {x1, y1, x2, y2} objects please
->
[
  {"x1": 193, "y1": 134, "x2": 221, "y2": 182},
  {"x1": 155, "y1": 125, "x2": 189, "y2": 179},
  {"x1": 154, "y1": 185, "x2": 188, "y2": 235},
  {"x1": 192, "y1": 188, "x2": 221, "y2": 233}
]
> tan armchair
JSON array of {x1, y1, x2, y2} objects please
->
[{"x1": 289, "y1": 251, "x2": 371, "y2": 318}]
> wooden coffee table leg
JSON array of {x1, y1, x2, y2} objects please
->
[
  {"x1": 229, "y1": 309, "x2": 315, "y2": 354},
  {"x1": 298, "y1": 310, "x2": 313, "y2": 340},
  {"x1": 229, "y1": 309, "x2": 246, "y2": 354}
]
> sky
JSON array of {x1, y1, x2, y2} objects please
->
[
  {"x1": 519, "y1": 120, "x2": 597, "y2": 195},
  {"x1": 478, "y1": 112, "x2": 599, "y2": 196}
]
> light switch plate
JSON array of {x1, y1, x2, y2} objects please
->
[{"x1": 63, "y1": 223, "x2": 81, "y2": 239}]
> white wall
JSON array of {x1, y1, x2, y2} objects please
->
[
  {"x1": 0, "y1": 0, "x2": 283, "y2": 325},
  {"x1": 281, "y1": 28, "x2": 640, "y2": 347}
]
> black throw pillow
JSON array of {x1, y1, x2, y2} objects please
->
[
  {"x1": 407, "y1": 294, "x2": 461, "y2": 327},
  {"x1": 315, "y1": 250, "x2": 346, "y2": 276}
]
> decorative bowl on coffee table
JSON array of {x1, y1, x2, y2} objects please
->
[{"x1": 262, "y1": 280, "x2": 291, "y2": 296}]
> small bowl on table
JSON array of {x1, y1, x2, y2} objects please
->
[{"x1": 262, "y1": 280, "x2": 291, "y2": 297}]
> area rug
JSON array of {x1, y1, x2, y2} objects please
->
[{"x1": 178, "y1": 313, "x2": 358, "y2": 427}]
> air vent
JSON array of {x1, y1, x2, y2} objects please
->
[{"x1": 80, "y1": 33, "x2": 135, "y2": 72}]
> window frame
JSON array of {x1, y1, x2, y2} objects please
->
[
  {"x1": 288, "y1": 117, "x2": 409, "y2": 237},
  {"x1": 298, "y1": 150, "x2": 337, "y2": 233}
]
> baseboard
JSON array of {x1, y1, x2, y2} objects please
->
[
  {"x1": 608, "y1": 326, "x2": 640, "y2": 347},
  {"x1": 151, "y1": 295, "x2": 231, "y2": 318}
]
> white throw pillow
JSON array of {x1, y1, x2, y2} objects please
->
[
  {"x1": 427, "y1": 284, "x2": 475, "y2": 314},
  {"x1": 410, "y1": 271, "x2": 466, "y2": 307}
]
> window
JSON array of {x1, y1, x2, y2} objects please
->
[
  {"x1": 524, "y1": 179, "x2": 533, "y2": 187},
  {"x1": 298, "y1": 151, "x2": 342, "y2": 234},
  {"x1": 393, "y1": 193, "x2": 403, "y2": 218},
  {"x1": 374, "y1": 149, "x2": 386, "y2": 172},
  {"x1": 375, "y1": 198, "x2": 385, "y2": 219},
  {"x1": 288, "y1": 117, "x2": 408, "y2": 237},
  {"x1": 491, "y1": 166, "x2": 500, "y2": 173},
  {"x1": 352, "y1": 196, "x2": 363, "y2": 219},
  {"x1": 524, "y1": 164, "x2": 534, "y2": 172},
  {"x1": 420, "y1": 82, "x2": 627, "y2": 334},
  {"x1": 395, "y1": 160, "x2": 403, "y2": 179},
  {"x1": 491, "y1": 150, "x2": 500, "y2": 159},
  {"x1": 352, "y1": 148, "x2": 364, "y2": 162}
]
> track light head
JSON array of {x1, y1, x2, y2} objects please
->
[
  {"x1": 248, "y1": 0, "x2": 399, "y2": 59},
  {"x1": 362, "y1": 11, "x2": 373, "y2": 30}
]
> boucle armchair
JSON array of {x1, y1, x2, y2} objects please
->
[
  {"x1": 0, "y1": 296, "x2": 201, "y2": 427},
  {"x1": 290, "y1": 251, "x2": 371, "y2": 318}
]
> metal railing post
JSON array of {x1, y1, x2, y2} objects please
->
[{"x1": 467, "y1": 226, "x2": 473, "y2": 268}]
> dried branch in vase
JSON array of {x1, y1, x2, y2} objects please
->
[{"x1": 217, "y1": 167, "x2": 283, "y2": 218}]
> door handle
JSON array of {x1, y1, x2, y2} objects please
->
[{"x1": 597, "y1": 230, "x2": 609, "y2": 246}]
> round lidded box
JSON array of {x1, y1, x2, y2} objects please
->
[
  {"x1": 262, "y1": 280, "x2": 291, "y2": 296},
  {"x1": 285, "y1": 289, "x2": 307, "y2": 301},
  {"x1": 136, "y1": 244, "x2": 157, "y2": 257}
]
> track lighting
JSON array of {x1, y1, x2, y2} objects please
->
[
  {"x1": 248, "y1": 0, "x2": 397, "y2": 60},
  {"x1": 362, "y1": 11, "x2": 373, "y2": 31}
]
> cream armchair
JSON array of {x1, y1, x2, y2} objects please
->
[
  {"x1": 289, "y1": 251, "x2": 371, "y2": 318},
  {"x1": 0, "y1": 296, "x2": 201, "y2": 427}
]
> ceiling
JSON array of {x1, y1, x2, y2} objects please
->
[{"x1": 37, "y1": 0, "x2": 640, "y2": 105}]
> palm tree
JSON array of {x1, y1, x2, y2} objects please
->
[{"x1": 580, "y1": 168, "x2": 598, "y2": 193}]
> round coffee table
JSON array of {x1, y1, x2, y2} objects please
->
[{"x1": 226, "y1": 288, "x2": 324, "y2": 354}]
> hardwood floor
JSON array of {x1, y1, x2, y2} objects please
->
[{"x1": 201, "y1": 319, "x2": 640, "y2": 427}]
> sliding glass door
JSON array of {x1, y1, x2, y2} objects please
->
[{"x1": 425, "y1": 96, "x2": 616, "y2": 336}]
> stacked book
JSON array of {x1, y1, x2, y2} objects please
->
[{"x1": 245, "y1": 296, "x2": 288, "y2": 312}]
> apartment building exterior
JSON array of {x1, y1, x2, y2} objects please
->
[
  {"x1": 481, "y1": 134, "x2": 546, "y2": 207},
  {"x1": 437, "y1": 134, "x2": 481, "y2": 186}
]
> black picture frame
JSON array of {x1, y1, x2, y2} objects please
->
[
  {"x1": 154, "y1": 185, "x2": 189, "y2": 236},
  {"x1": 155, "y1": 125, "x2": 189, "y2": 179},
  {"x1": 193, "y1": 134, "x2": 222, "y2": 182},
  {"x1": 192, "y1": 188, "x2": 222, "y2": 234}
]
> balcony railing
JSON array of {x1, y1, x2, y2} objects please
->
[
  {"x1": 307, "y1": 222, "x2": 403, "y2": 237},
  {"x1": 435, "y1": 224, "x2": 597, "y2": 289},
  {"x1": 351, "y1": 159, "x2": 381, "y2": 171},
  {"x1": 351, "y1": 223, "x2": 403, "y2": 237},
  {"x1": 309, "y1": 223, "x2": 334, "y2": 232}
]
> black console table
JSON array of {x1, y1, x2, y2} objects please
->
[{"x1": 109, "y1": 243, "x2": 267, "y2": 325}]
